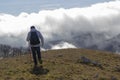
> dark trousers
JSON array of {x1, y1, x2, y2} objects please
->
[{"x1": 31, "y1": 47, "x2": 41, "y2": 65}]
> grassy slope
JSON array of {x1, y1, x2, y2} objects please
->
[{"x1": 0, "y1": 48, "x2": 120, "y2": 80}]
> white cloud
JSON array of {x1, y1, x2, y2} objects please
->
[
  {"x1": 0, "y1": 0, "x2": 120, "y2": 48},
  {"x1": 51, "y1": 42, "x2": 76, "y2": 49}
]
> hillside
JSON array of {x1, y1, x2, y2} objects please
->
[{"x1": 0, "y1": 48, "x2": 120, "y2": 80}]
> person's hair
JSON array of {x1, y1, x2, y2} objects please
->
[{"x1": 30, "y1": 26, "x2": 35, "y2": 29}]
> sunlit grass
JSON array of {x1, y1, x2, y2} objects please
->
[{"x1": 0, "y1": 48, "x2": 120, "y2": 80}]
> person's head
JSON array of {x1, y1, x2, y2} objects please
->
[{"x1": 30, "y1": 26, "x2": 35, "y2": 29}]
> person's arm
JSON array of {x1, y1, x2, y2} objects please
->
[
  {"x1": 26, "y1": 32, "x2": 30, "y2": 42},
  {"x1": 38, "y1": 31, "x2": 44, "y2": 46}
]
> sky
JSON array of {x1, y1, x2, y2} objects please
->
[
  {"x1": 0, "y1": 0, "x2": 114, "y2": 15},
  {"x1": 0, "y1": 0, "x2": 120, "y2": 49}
]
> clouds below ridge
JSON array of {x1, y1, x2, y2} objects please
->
[{"x1": 0, "y1": 0, "x2": 120, "y2": 47}]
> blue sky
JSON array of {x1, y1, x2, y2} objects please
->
[{"x1": 0, "y1": 0, "x2": 113, "y2": 15}]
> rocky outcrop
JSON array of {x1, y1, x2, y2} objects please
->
[{"x1": 77, "y1": 56, "x2": 103, "y2": 69}]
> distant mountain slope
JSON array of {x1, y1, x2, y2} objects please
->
[
  {"x1": 0, "y1": 48, "x2": 120, "y2": 80},
  {"x1": 44, "y1": 32, "x2": 107, "y2": 49},
  {"x1": 45, "y1": 32, "x2": 120, "y2": 52},
  {"x1": 92, "y1": 34, "x2": 120, "y2": 52}
]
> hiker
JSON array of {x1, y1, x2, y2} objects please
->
[{"x1": 26, "y1": 26, "x2": 44, "y2": 67}]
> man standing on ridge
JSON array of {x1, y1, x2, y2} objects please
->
[{"x1": 26, "y1": 26, "x2": 44, "y2": 67}]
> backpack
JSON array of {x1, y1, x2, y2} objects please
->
[{"x1": 30, "y1": 31, "x2": 40, "y2": 45}]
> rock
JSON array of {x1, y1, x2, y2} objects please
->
[
  {"x1": 79, "y1": 56, "x2": 91, "y2": 64},
  {"x1": 115, "y1": 65, "x2": 120, "y2": 72},
  {"x1": 93, "y1": 73, "x2": 99, "y2": 79},
  {"x1": 77, "y1": 56, "x2": 103, "y2": 69},
  {"x1": 111, "y1": 76, "x2": 118, "y2": 80},
  {"x1": 92, "y1": 61, "x2": 103, "y2": 69}
]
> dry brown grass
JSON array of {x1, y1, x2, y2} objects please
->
[{"x1": 0, "y1": 48, "x2": 120, "y2": 80}]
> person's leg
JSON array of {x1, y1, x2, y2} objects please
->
[
  {"x1": 31, "y1": 47, "x2": 37, "y2": 66},
  {"x1": 36, "y1": 47, "x2": 42, "y2": 64}
]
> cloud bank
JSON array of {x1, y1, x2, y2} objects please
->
[
  {"x1": 51, "y1": 42, "x2": 76, "y2": 49},
  {"x1": 0, "y1": 0, "x2": 120, "y2": 48}
]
